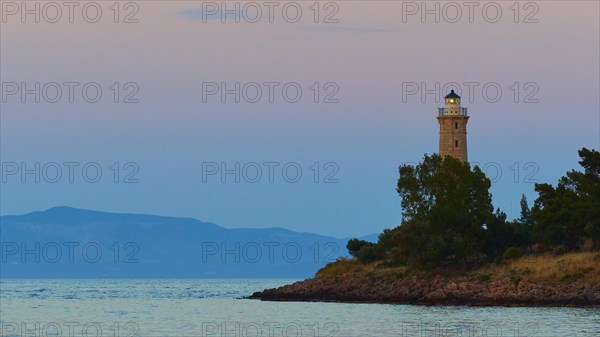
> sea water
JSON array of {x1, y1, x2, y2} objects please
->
[{"x1": 1, "y1": 279, "x2": 598, "y2": 337}]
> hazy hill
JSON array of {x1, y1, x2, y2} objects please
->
[{"x1": 0, "y1": 207, "x2": 377, "y2": 278}]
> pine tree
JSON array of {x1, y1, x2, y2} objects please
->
[{"x1": 518, "y1": 194, "x2": 533, "y2": 227}]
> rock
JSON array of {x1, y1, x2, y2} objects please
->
[{"x1": 248, "y1": 275, "x2": 600, "y2": 307}]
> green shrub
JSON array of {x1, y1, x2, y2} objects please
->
[
  {"x1": 476, "y1": 273, "x2": 492, "y2": 282},
  {"x1": 356, "y1": 245, "x2": 386, "y2": 263},
  {"x1": 510, "y1": 275, "x2": 522, "y2": 286},
  {"x1": 503, "y1": 247, "x2": 523, "y2": 260},
  {"x1": 508, "y1": 269, "x2": 522, "y2": 286},
  {"x1": 562, "y1": 271, "x2": 584, "y2": 282},
  {"x1": 346, "y1": 239, "x2": 373, "y2": 258},
  {"x1": 379, "y1": 260, "x2": 404, "y2": 268}
]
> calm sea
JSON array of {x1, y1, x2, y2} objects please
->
[{"x1": 1, "y1": 279, "x2": 598, "y2": 337}]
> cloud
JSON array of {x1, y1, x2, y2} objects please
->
[
  {"x1": 179, "y1": 7, "x2": 275, "y2": 22},
  {"x1": 178, "y1": 8, "x2": 397, "y2": 34},
  {"x1": 299, "y1": 26, "x2": 399, "y2": 34}
]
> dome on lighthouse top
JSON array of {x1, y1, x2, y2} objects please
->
[{"x1": 444, "y1": 89, "x2": 460, "y2": 99}]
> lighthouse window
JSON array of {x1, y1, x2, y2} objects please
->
[
  {"x1": 455, "y1": 140, "x2": 459, "y2": 148},
  {"x1": 455, "y1": 122, "x2": 458, "y2": 129}
]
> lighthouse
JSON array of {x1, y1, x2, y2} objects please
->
[{"x1": 437, "y1": 89, "x2": 469, "y2": 162}]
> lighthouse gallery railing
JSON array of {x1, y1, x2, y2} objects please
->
[{"x1": 438, "y1": 107, "x2": 468, "y2": 116}]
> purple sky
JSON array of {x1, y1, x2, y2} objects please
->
[{"x1": 1, "y1": 1, "x2": 599, "y2": 236}]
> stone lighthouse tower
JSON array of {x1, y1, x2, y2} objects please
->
[{"x1": 437, "y1": 90, "x2": 469, "y2": 162}]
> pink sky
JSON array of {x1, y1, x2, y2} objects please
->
[{"x1": 1, "y1": 1, "x2": 599, "y2": 236}]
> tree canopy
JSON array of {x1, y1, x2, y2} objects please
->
[
  {"x1": 394, "y1": 154, "x2": 493, "y2": 268},
  {"x1": 346, "y1": 148, "x2": 599, "y2": 269},
  {"x1": 532, "y1": 148, "x2": 600, "y2": 250}
]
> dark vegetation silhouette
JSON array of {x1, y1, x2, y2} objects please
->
[{"x1": 347, "y1": 148, "x2": 600, "y2": 269}]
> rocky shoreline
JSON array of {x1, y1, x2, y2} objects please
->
[{"x1": 249, "y1": 275, "x2": 600, "y2": 307}]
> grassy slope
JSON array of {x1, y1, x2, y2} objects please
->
[{"x1": 316, "y1": 252, "x2": 600, "y2": 284}]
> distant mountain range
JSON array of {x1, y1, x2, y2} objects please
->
[{"x1": 0, "y1": 207, "x2": 377, "y2": 278}]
